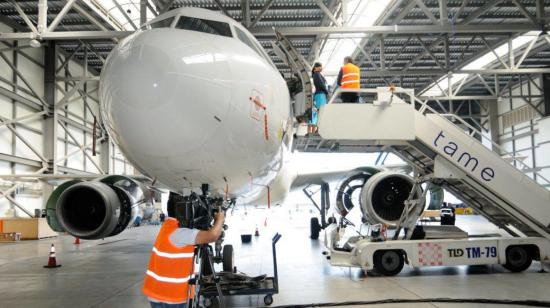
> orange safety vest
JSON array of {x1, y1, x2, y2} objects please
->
[
  {"x1": 340, "y1": 63, "x2": 360, "y2": 89},
  {"x1": 143, "y1": 217, "x2": 195, "y2": 303}
]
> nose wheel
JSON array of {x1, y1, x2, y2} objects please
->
[{"x1": 222, "y1": 244, "x2": 234, "y2": 272}]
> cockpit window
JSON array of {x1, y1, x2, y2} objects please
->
[
  {"x1": 175, "y1": 16, "x2": 232, "y2": 37},
  {"x1": 234, "y1": 27, "x2": 274, "y2": 67},
  {"x1": 234, "y1": 27, "x2": 264, "y2": 57},
  {"x1": 150, "y1": 17, "x2": 175, "y2": 29}
]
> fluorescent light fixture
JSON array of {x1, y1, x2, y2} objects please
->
[
  {"x1": 318, "y1": 0, "x2": 392, "y2": 85},
  {"x1": 422, "y1": 32, "x2": 541, "y2": 97}
]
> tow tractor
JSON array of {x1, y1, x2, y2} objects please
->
[
  {"x1": 323, "y1": 177, "x2": 550, "y2": 276},
  {"x1": 325, "y1": 223, "x2": 550, "y2": 275}
]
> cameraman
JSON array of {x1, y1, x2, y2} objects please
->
[{"x1": 143, "y1": 211, "x2": 225, "y2": 308}]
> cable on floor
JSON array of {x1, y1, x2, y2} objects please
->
[{"x1": 268, "y1": 297, "x2": 550, "y2": 307}]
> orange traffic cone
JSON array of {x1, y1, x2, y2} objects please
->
[
  {"x1": 254, "y1": 226, "x2": 260, "y2": 236},
  {"x1": 44, "y1": 244, "x2": 61, "y2": 268},
  {"x1": 74, "y1": 237, "x2": 80, "y2": 245}
]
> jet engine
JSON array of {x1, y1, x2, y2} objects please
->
[
  {"x1": 46, "y1": 175, "x2": 154, "y2": 239},
  {"x1": 360, "y1": 172, "x2": 423, "y2": 226}
]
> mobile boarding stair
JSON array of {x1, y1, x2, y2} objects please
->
[{"x1": 299, "y1": 87, "x2": 550, "y2": 241}]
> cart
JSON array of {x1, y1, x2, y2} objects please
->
[{"x1": 199, "y1": 233, "x2": 281, "y2": 307}]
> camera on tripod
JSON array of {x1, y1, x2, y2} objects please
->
[{"x1": 170, "y1": 184, "x2": 230, "y2": 230}]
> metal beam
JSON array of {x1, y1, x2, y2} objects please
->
[
  {"x1": 153, "y1": 0, "x2": 175, "y2": 14},
  {"x1": 414, "y1": 0, "x2": 437, "y2": 24},
  {"x1": 249, "y1": 0, "x2": 276, "y2": 28},
  {"x1": 314, "y1": 0, "x2": 342, "y2": 27},
  {"x1": 212, "y1": 0, "x2": 231, "y2": 17},
  {"x1": 0, "y1": 116, "x2": 48, "y2": 163},
  {"x1": 73, "y1": 3, "x2": 111, "y2": 31},
  {"x1": 480, "y1": 36, "x2": 509, "y2": 69},
  {"x1": 100, "y1": 139, "x2": 111, "y2": 173},
  {"x1": 0, "y1": 86, "x2": 42, "y2": 111},
  {"x1": 416, "y1": 35, "x2": 446, "y2": 70},
  {"x1": 462, "y1": 0, "x2": 504, "y2": 24},
  {"x1": 438, "y1": 0, "x2": 448, "y2": 25},
  {"x1": 10, "y1": 0, "x2": 38, "y2": 33},
  {"x1": 140, "y1": 0, "x2": 147, "y2": 26},
  {"x1": 511, "y1": 0, "x2": 538, "y2": 26},
  {"x1": 38, "y1": 0, "x2": 48, "y2": 33},
  {"x1": 0, "y1": 22, "x2": 539, "y2": 41},
  {"x1": 536, "y1": 0, "x2": 545, "y2": 26},
  {"x1": 393, "y1": 0, "x2": 417, "y2": 25},
  {"x1": 0, "y1": 153, "x2": 42, "y2": 168},
  {"x1": 241, "y1": 0, "x2": 251, "y2": 27},
  {"x1": 58, "y1": 121, "x2": 104, "y2": 173},
  {"x1": 48, "y1": 0, "x2": 78, "y2": 32},
  {"x1": 361, "y1": 68, "x2": 550, "y2": 77},
  {"x1": 44, "y1": 41, "x2": 58, "y2": 177},
  {"x1": 252, "y1": 24, "x2": 539, "y2": 36},
  {"x1": 114, "y1": 0, "x2": 138, "y2": 30},
  {"x1": 0, "y1": 52, "x2": 46, "y2": 106},
  {"x1": 516, "y1": 35, "x2": 540, "y2": 68}
]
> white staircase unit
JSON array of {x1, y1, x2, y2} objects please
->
[{"x1": 317, "y1": 88, "x2": 550, "y2": 239}]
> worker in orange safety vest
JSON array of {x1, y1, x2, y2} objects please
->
[
  {"x1": 143, "y1": 211, "x2": 225, "y2": 308},
  {"x1": 336, "y1": 56, "x2": 361, "y2": 103}
]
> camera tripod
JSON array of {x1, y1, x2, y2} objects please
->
[{"x1": 189, "y1": 243, "x2": 226, "y2": 308}]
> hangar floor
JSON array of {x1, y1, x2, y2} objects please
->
[{"x1": 0, "y1": 210, "x2": 549, "y2": 308}]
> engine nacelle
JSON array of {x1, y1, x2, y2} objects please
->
[
  {"x1": 360, "y1": 172, "x2": 423, "y2": 226},
  {"x1": 46, "y1": 176, "x2": 151, "y2": 239}
]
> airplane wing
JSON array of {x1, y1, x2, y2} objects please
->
[
  {"x1": 0, "y1": 173, "x2": 167, "y2": 192},
  {"x1": 289, "y1": 164, "x2": 413, "y2": 189}
]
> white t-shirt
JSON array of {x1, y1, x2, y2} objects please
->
[{"x1": 169, "y1": 227, "x2": 199, "y2": 247}]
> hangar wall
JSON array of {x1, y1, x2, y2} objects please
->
[
  {"x1": 497, "y1": 77, "x2": 550, "y2": 187},
  {"x1": 0, "y1": 21, "x2": 134, "y2": 218}
]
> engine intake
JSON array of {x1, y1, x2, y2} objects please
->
[
  {"x1": 57, "y1": 181, "x2": 123, "y2": 239},
  {"x1": 47, "y1": 176, "x2": 148, "y2": 239},
  {"x1": 360, "y1": 172, "x2": 423, "y2": 226}
]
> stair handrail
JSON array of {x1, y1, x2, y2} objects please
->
[
  {"x1": 325, "y1": 87, "x2": 550, "y2": 186},
  {"x1": 414, "y1": 97, "x2": 550, "y2": 186}
]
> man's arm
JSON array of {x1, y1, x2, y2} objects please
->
[
  {"x1": 195, "y1": 211, "x2": 225, "y2": 245},
  {"x1": 336, "y1": 68, "x2": 343, "y2": 87}
]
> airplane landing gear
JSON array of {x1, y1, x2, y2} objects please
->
[
  {"x1": 222, "y1": 244, "x2": 234, "y2": 272},
  {"x1": 310, "y1": 217, "x2": 321, "y2": 239},
  {"x1": 303, "y1": 182, "x2": 334, "y2": 239}
]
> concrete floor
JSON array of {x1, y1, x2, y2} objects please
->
[{"x1": 0, "y1": 210, "x2": 549, "y2": 308}]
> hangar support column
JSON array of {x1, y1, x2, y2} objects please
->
[
  {"x1": 485, "y1": 99, "x2": 501, "y2": 154},
  {"x1": 42, "y1": 41, "x2": 57, "y2": 207}
]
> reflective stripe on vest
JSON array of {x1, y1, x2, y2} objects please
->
[
  {"x1": 146, "y1": 270, "x2": 190, "y2": 283},
  {"x1": 152, "y1": 247, "x2": 194, "y2": 259},
  {"x1": 341, "y1": 63, "x2": 360, "y2": 89},
  {"x1": 142, "y1": 218, "x2": 195, "y2": 303}
]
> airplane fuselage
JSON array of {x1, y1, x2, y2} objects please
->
[{"x1": 99, "y1": 8, "x2": 291, "y2": 201}]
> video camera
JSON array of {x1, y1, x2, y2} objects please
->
[{"x1": 173, "y1": 184, "x2": 233, "y2": 230}]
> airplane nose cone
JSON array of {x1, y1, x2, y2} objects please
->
[
  {"x1": 104, "y1": 37, "x2": 177, "y2": 110},
  {"x1": 99, "y1": 30, "x2": 232, "y2": 156}
]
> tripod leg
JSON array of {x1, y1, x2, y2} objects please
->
[
  {"x1": 206, "y1": 247, "x2": 226, "y2": 308},
  {"x1": 191, "y1": 247, "x2": 202, "y2": 308}
]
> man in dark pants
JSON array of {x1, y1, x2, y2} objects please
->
[{"x1": 337, "y1": 56, "x2": 360, "y2": 103}]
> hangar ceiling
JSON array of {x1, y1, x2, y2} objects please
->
[{"x1": 0, "y1": 0, "x2": 549, "y2": 98}]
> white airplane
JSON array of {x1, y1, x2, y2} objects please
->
[
  {"x1": 100, "y1": 7, "x2": 292, "y2": 205},
  {"x1": 1, "y1": 7, "x2": 427, "y2": 242}
]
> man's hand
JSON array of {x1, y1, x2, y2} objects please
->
[
  {"x1": 214, "y1": 211, "x2": 225, "y2": 224},
  {"x1": 195, "y1": 210, "x2": 225, "y2": 245}
]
